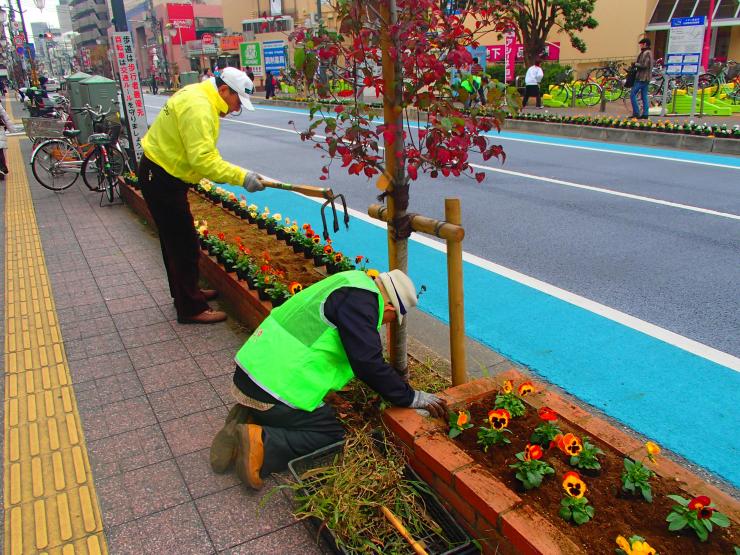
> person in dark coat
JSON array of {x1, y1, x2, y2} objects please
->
[{"x1": 265, "y1": 70, "x2": 275, "y2": 99}]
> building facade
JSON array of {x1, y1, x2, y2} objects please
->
[{"x1": 70, "y1": 0, "x2": 110, "y2": 49}]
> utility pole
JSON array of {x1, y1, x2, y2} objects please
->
[{"x1": 14, "y1": 0, "x2": 38, "y2": 85}]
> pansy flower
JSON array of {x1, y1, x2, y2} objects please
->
[
  {"x1": 645, "y1": 441, "x2": 660, "y2": 463},
  {"x1": 323, "y1": 245, "x2": 334, "y2": 255},
  {"x1": 538, "y1": 407, "x2": 557, "y2": 421},
  {"x1": 524, "y1": 443, "x2": 543, "y2": 461},
  {"x1": 272, "y1": 213, "x2": 282, "y2": 222},
  {"x1": 456, "y1": 410, "x2": 470, "y2": 427},
  {"x1": 289, "y1": 282, "x2": 303, "y2": 295},
  {"x1": 302, "y1": 223, "x2": 310, "y2": 230},
  {"x1": 555, "y1": 433, "x2": 583, "y2": 456},
  {"x1": 334, "y1": 252, "x2": 344, "y2": 263},
  {"x1": 616, "y1": 536, "x2": 655, "y2": 555},
  {"x1": 487, "y1": 408, "x2": 510, "y2": 430},
  {"x1": 217, "y1": 232, "x2": 225, "y2": 241},
  {"x1": 502, "y1": 380, "x2": 513, "y2": 394},
  {"x1": 366, "y1": 269, "x2": 380, "y2": 278},
  {"x1": 562, "y1": 471, "x2": 586, "y2": 499},
  {"x1": 355, "y1": 255, "x2": 364, "y2": 264},
  {"x1": 688, "y1": 495, "x2": 714, "y2": 519},
  {"x1": 312, "y1": 235, "x2": 321, "y2": 244},
  {"x1": 518, "y1": 382, "x2": 535, "y2": 396}
]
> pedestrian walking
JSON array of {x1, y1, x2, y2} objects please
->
[
  {"x1": 265, "y1": 70, "x2": 275, "y2": 99},
  {"x1": 139, "y1": 67, "x2": 265, "y2": 324},
  {"x1": 150, "y1": 74, "x2": 158, "y2": 95},
  {"x1": 172, "y1": 72, "x2": 180, "y2": 89},
  {"x1": 209, "y1": 269, "x2": 447, "y2": 489},
  {"x1": 0, "y1": 101, "x2": 14, "y2": 180},
  {"x1": 630, "y1": 38, "x2": 654, "y2": 119},
  {"x1": 523, "y1": 59, "x2": 544, "y2": 109}
]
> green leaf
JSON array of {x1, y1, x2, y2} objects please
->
[
  {"x1": 667, "y1": 494, "x2": 689, "y2": 506},
  {"x1": 709, "y1": 511, "x2": 730, "y2": 527},
  {"x1": 666, "y1": 512, "x2": 684, "y2": 522},
  {"x1": 693, "y1": 521, "x2": 709, "y2": 542},
  {"x1": 704, "y1": 519, "x2": 713, "y2": 533},
  {"x1": 294, "y1": 47, "x2": 306, "y2": 71},
  {"x1": 573, "y1": 510, "x2": 589, "y2": 525},
  {"x1": 640, "y1": 485, "x2": 653, "y2": 503},
  {"x1": 558, "y1": 506, "x2": 572, "y2": 521},
  {"x1": 668, "y1": 516, "x2": 688, "y2": 531},
  {"x1": 448, "y1": 428, "x2": 461, "y2": 439}
]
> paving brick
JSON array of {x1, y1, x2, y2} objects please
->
[
  {"x1": 195, "y1": 348, "x2": 238, "y2": 378},
  {"x1": 87, "y1": 424, "x2": 172, "y2": 478},
  {"x1": 95, "y1": 271, "x2": 143, "y2": 289},
  {"x1": 75, "y1": 371, "x2": 145, "y2": 410},
  {"x1": 433, "y1": 477, "x2": 477, "y2": 524},
  {"x1": 148, "y1": 380, "x2": 223, "y2": 422},
  {"x1": 161, "y1": 405, "x2": 229, "y2": 457},
  {"x1": 195, "y1": 482, "x2": 296, "y2": 551},
  {"x1": 127, "y1": 337, "x2": 194, "y2": 370},
  {"x1": 175, "y1": 448, "x2": 240, "y2": 499},
  {"x1": 414, "y1": 433, "x2": 474, "y2": 485},
  {"x1": 382, "y1": 406, "x2": 444, "y2": 449},
  {"x1": 223, "y1": 522, "x2": 325, "y2": 554},
  {"x1": 80, "y1": 395, "x2": 158, "y2": 441},
  {"x1": 438, "y1": 376, "x2": 500, "y2": 406},
  {"x1": 209, "y1": 374, "x2": 236, "y2": 405},
  {"x1": 112, "y1": 306, "x2": 168, "y2": 331},
  {"x1": 102, "y1": 282, "x2": 150, "y2": 302},
  {"x1": 106, "y1": 293, "x2": 158, "y2": 315},
  {"x1": 83, "y1": 331, "x2": 126, "y2": 358},
  {"x1": 119, "y1": 321, "x2": 178, "y2": 349},
  {"x1": 121, "y1": 459, "x2": 191, "y2": 518},
  {"x1": 68, "y1": 351, "x2": 134, "y2": 383},
  {"x1": 137, "y1": 357, "x2": 207, "y2": 394}
]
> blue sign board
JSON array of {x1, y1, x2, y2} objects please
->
[
  {"x1": 467, "y1": 46, "x2": 488, "y2": 68},
  {"x1": 27, "y1": 43, "x2": 35, "y2": 60},
  {"x1": 665, "y1": 16, "x2": 705, "y2": 76},
  {"x1": 263, "y1": 40, "x2": 286, "y2": 74},
  {"x1": 16, "y1": 46, "x2": 23, "y2": 55}
]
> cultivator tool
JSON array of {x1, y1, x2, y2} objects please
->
[{"x1": 258, "y1": 179, "x2": 350, "y2": 240}]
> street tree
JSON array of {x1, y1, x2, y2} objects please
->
[
  {"x1": 495, "y1": 0, "x2": 598, "y2": 67},
  {"x1": 289, "y1": 0, "x2": 513, "y2": 373}
]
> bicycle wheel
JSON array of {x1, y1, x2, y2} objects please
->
[
  {"x1": 105, "y1": 173, "x2": 116, "y2": 203},
  {"x1": 580, "y1": 83, "x2": 602, "y2": 106},
  {"x1": 31, "y1": 139, "x2": 81, "y2": 191},
  {"x1": 81, "y1": 147, "x2": 125, "y2": 191},
  {"x1": 603, "y1": 78, "x2": 624, "y2": 101}
]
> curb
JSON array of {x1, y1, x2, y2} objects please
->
[
  {"x1": 253, "y1": 98, "x2": 740, "y2": 156},
  {"x1": 381, "y1": 369, "x2": 740, "y2": 554}
]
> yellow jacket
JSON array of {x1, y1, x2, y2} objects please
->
[{"x1": 141, "y1": 81, "x2": 246, "y2": 185}]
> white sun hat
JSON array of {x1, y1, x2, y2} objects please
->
[
  {"x1": 219, "y1": 67, "x2": 255, "y2": 111},
  {"x1": 378, "y1": 269, "x2": 418, "y2": 325}
]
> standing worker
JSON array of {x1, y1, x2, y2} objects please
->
[
  {"x1": 150, "y1": 74, "x2": 159, "y2": 95},
  {"x1": 630, "y1": 38, "x2": 654, "y2": 119},
  {"x1": 209, "y1": 269, "x2": 448, "y2": 489},
  {"x1": 139, "y1": 67, "x2": 265, "y2": 324},
  {"x1": 523, "y1": 58, "x2": 544, "y2": 109}
]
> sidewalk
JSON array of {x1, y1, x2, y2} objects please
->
[{"x1": 1, "y1": 98, "x2": 328, "y2": 553}]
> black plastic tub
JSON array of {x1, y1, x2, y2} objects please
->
[{"x1": 287, "y1": 441, "x2": 477, "y2": 555}]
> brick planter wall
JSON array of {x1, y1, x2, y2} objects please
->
[
  {"x1": 382, "y1": 368, "x2": 740, "y2": 555},
  {"x1": 119, "y1": 181, "x2": 271, "y2": 328}
]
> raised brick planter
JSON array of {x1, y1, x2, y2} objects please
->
[
  {"x1": 382, "y1": 368, "x2": 740, "y2": 555},
  {"x1": 119, "y1": 180, "x2": 271, "y2": 328}
]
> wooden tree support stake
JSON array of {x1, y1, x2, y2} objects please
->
[{"x1": 368, "y1": 201, "x2": 467, "y2": 385}]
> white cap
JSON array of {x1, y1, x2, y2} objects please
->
[
  {"x1": 219, "y1": 67, "x2": 255, "y2": 112},
  {"x1": 378, "y1": 269, "x2": 418, "y2": 325}
]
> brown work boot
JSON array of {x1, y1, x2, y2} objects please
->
[
  {"x1": 209, "y1": 405, "x2": 251, "y2": 474},
  {"x1": 177, "y1": 308, "x2": 226, "y2": 324},
  {"x1": 234, "y1": 424, "x2": 264, "y2": 490},
  {"x1": 201, "y1": 289, "x2": 218, "y2": 301}
]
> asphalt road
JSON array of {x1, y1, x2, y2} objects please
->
[{"x1": 144, "y1": 94, "x2": 740, "y2": 359}]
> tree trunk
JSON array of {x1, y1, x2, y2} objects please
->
[{"x1": 380, "y1": 0, "x2": 410, "y2": 378}]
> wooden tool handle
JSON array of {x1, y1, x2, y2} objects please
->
[
  {"x1": 380, "y1": 506, "x2": 428, "y2": 555},
  {"x1": 259, "y1": 179, "x2": 334, "y2": 199}
]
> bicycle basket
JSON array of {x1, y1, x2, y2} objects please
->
[
  {"x1": 93, "y1": 116, "x2": 122, "y2": 144},
  {"x1": 22, "y1": 117, "x2": 66, "y2": 141}
]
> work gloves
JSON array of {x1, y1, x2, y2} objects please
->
[
  {"x1": 410, "y1": 390, "x2": 447, "y2": 419},
  {"x1": 243, "y1": 171, "x2": 265, "y2": 193}
]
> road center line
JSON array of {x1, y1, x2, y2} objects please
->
[{"x1": 146, "y1": 105, "x2": 739, "y2": 221}]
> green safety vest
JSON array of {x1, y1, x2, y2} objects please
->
[{"x1": 234, "y1": 271, "x2": 383, "y2": 411}]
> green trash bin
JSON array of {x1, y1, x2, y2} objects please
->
[
  {"x1": 179, "y1": 71, "x2": 199, "y2": 86},
  {"x1": 78, "y1": 75, "x2": 118, "y2": 142},
  {"x1": 66, "y1": 71, "x2": 91, "y2": 134}
]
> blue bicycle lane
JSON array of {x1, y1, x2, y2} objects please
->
[{"x1": 217, "y1": 173, "x2": 740, "y2": 489}]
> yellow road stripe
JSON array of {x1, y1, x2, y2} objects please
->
[{"x1": 4, "y1": 102, "x2": 108, "y2": 554}]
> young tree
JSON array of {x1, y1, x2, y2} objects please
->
[
  {"x1": 496, "y1": 0, "x2": 598, "y2": 67},
  {"x1": 289, "y1": 0, "x2": 513, "y2": 373}
]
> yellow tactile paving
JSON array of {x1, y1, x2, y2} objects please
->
[{"x1": 4, "y1": 102, "x2": 108, "y2": 554}]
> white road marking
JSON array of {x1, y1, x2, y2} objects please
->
[
  {"x1": 253, "y1": 104, "x2": 740, "y2": 171},
  {"x1": 144, "y1": 102, "x2": 740, "y2": 371},
  {"x1": 149, "y1": 106, "x2": 739, "y2": 221}
]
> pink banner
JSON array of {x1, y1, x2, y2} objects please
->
[
  {"x1": 488, "y1": 42, "x2": 561, "y2": 63},
  {"x1": 504, "y1": 32, "x2": 516, "y2": 83}
]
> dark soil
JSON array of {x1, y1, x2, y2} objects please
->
[
  {"x1": 188, "y1": 191, "x2": 324, "y2": 287},
  {"x1": 453, "y1": 395, "x2": 738, "y2": 554}
]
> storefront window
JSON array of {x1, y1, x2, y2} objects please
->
[
  {"x1": 650, "y1": 0, "x2": 678, "y2": 24},
  {"x1": 672, "y1": 0, "x2": 698, "y2": 18},
  {"x1": 715, "y1": 0, "x2": 740, "y2": 18}
]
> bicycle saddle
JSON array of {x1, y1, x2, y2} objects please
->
[
  {"x1": 62, "y1": 129, "x2": 81, "y2": 139},
  {"x1": 88, "y1": 133, "x2": 113, "y2": 145}
]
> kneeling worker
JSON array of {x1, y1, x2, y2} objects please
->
[{"x1": 210, "y1": 269, "x2": 447, "y2": 489}]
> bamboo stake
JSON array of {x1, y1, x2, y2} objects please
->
[
  {"x1": 445, "y1": 198, "x2": 466, "y2": 385},
  {"x1": 368, "y1": 205, "x2": 464, "y2": 242},
  {"x1": 380, "y1": 505, "x2": 429, "y2": 555}
]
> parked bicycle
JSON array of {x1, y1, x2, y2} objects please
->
[
  {"x1": 586, "y1": 61, "x2": 627, "y2": 83},
  {"x1": 699, "y1": 59, "x2": 739, "y2": 97},
  {"x1": 30, "y1": 104, "x2": 130, "y2": 203},
  {"x1": 555, "y1": 69, "x2": 603, "y2": 106}
]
